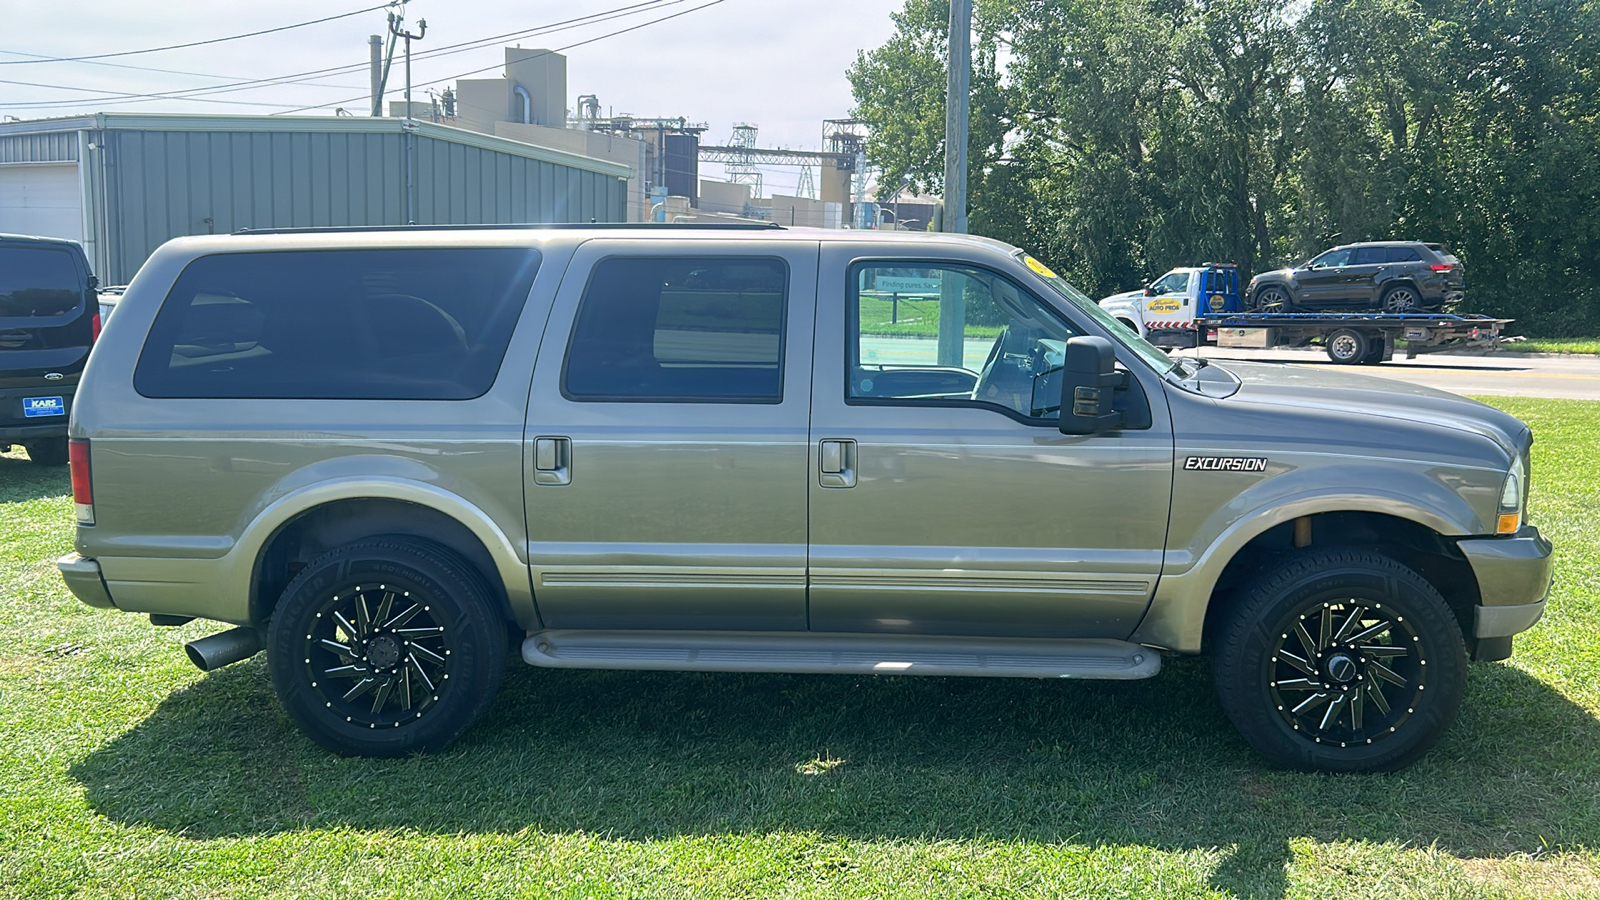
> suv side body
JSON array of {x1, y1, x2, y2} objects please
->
[
  {"x1": 58, "y1": 226, "x2": 1549, "y2": 772},
  {"x1": 0, "y1": 233, "x2": 99, "y2": 465},
  {"x1": 1248, "y1": 241, "x2": 1464, "y2": 312}
]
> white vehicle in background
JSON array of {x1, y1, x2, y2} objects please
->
[{"x1": 1098, "y1": 265, "x2": 1243, "y2": 348}]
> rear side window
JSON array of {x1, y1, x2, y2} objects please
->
[
  {"x1": 563, "y1": 257, "x2": 787, "y2": 403},
  {"x1": 1386, "y1": 247, "x2": 1422, "y2": 263},
  {"x1": 1351, "y1": 247, "x2": 1387, "y2": 265},
  {"x1": 134, "y1": 248, "x2": 540, "y2": 400},
  {"x1": 0, "y1": 246, "x2": 82, "y2": 318}
]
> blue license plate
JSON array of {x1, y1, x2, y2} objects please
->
[{"x1": 23, "y1": 396, "x2": 65, "y2": 418}]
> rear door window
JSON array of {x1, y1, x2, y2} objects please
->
[
  {"x1": 134, "y1": 248, "x2": 541, "y2": 399},
  {"x1": 0, "y1": 246, "x2": 83, "y2": 318},
  {"x1": 1386, "y1": 247, "x2": 1422, "y2": 263},
  {"x1": 1351, "y1": 247, "x2": 1387, "y2": 265},
  {"x1": 562, "y1": 257, "x2": 787, "y2": 403}
]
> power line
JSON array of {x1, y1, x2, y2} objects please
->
[
  {"x1": 1, "y1": 0, "x2": 685, "y2": 112},
  {"x1": 0, "y1": 3, "x2": 396, "y2": 65},
  {"x1": 279, "y1": 0, "x2": 729, "y2": 116},
  {"x1": 0, "y1": 48, "x2": 365, "y2": 89}
]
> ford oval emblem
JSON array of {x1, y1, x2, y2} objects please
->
[{"x1": 44, "y1": 372, "x2": 65, "y2": 381}]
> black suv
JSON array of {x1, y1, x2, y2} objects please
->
[
  {"x1": 1248, "y1": 241, "x2": 1465, "y2": 313},
  {"x1": 0, "y1": 234, "x2": 99, "y2": 466}
]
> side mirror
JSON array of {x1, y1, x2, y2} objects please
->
[
  {"x1": 1058, "y1": 336, "x2": 1125, "y2": 435},
  {"x1": 1142, "y1": 286, "x2": 1155, "y2": 296}
]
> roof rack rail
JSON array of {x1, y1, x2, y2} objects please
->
[{"x1": 233, "y1": 222, "x2": 787, "y2": 236}]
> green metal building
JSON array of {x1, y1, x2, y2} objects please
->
[{"x1": 0, "y1": 113, "x2": 632, "y2": 284}]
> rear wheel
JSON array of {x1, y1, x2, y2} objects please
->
[
  {"x1": 1324, "y1": 328, "x2": 1369, "y2": 364},
  {"x1": 266, "y1": 537, "x2": 507, "y2": 757},
  {"x1": 1254, "y1": 286, "x2": 1292, "y2": 312},
  {"x1": 1211, "y1": 548, "x2": 1466, "y2": 772},
  {"x1": 24, "y1": 437, "x2": 68, "y2": 466},
  {"x1": 1380, "y1": 285, "x2": 1423, "y2": 313}
]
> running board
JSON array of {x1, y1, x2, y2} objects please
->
[{"x1": 521, "y1": 631, "x2": 1160, "y2": 680}]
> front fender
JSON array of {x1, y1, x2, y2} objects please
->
[{"x1": 1132, "y1": 463, "x2": 1490, "y2": 654}]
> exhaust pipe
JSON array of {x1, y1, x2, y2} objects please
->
[{"x1": 185, "y1": 626, "x2": 264, "y2": 672}]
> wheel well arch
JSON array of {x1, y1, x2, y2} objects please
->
[
  {"x1": 1199, "y1": 510, "x2": 1481, "y2": 654},
  {"x1": 1379, "y1": 279, "x2": 1423, "y2": 300},
  {"x1": 249, "y1": 497, "x2": 516, "y2": 628}
]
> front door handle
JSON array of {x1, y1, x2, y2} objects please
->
[
  {"x1": 532, "y1": 436, "x2": 571, "y2": 486},
  {"x1": 819, "y1": 439, "x2": 856, "y2": 488}
]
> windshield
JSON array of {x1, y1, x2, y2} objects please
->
[
  {"x1": 1015, "y1": 251, "x2": 1178, "y2": 375},
  {"x1": 1150, "y1": 270, "x2": 1191, "y2": 295}
]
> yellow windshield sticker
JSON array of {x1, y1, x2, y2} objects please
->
[{"x1": 1024, "y1": 255, "x2": 1057, "y2": 278}]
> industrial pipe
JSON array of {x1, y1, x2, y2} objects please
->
[{"x1": 185, "y1": 626, "x2": 264, "y2": 672}]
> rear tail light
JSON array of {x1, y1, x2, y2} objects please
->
[
  {"x1": 1430, "y1": 264, "x2": 1453, "y2": 272},
  {"x1": 69, "y1": 438, "x2": 93, "y2": 525},
  {"x1": 91, "y1": 311, "x2": 102, "y2": 342}
]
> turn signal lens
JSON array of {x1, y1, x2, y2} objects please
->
[
  {"x1": 1497, "y1": 513, "x2": 1521, "y2": 534},
  {"x1": 69, "y1": 438, "x2": 93, "y2": 525}
]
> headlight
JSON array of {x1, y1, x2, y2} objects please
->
[{"x1": 1497, "y1": 453, "x2": 1527, "y2": 534}]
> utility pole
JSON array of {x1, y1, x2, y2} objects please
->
[
  {"x1": 368, "y1": 35, "x2": 383, "y2": 117},
  {"x1": 942, "y1": 0, "x2": 971, "y2": 235},
  {"x1": 389, "y1": 10, "x2": 425, "y2": 224},
  {"x1": 937, "y1": 0, "x2": 972, "y2": 367}
]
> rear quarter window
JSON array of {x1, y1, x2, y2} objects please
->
[
  {"x1": 0, "y1": 245, "x2": 83, "y2": 318},
  {"x1": 133, "y1": 247, "x2": 541, "y2": 400}
]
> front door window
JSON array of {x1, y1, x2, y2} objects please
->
[{"x1": 851, "y1": 263, "x2": 1084, "y2": 422}]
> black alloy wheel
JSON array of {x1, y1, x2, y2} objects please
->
[
  {"x1": 1211, "y1": 548, "x2": 1466, "y2": 772},
  {"x1": 1254, "y1": 286, "x2": 1292, "y2": 312},
  {"x1": 267, "y1": 537, "x2": 507, "y2": 757},
  {"x1": 1380, "y1": 285, "x2": 1423, "y2": 313}
]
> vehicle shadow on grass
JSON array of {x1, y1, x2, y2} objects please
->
[
  {"x1": 0, "y1": 453, "x2": 69, "y2": 504},
  {"x1": 73, "y1": 656, "x2": 1599, "y2": 899}
]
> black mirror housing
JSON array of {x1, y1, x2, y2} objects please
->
[{"x1": 1058, "y1": 336, "x2": 1125, "y2": 435}]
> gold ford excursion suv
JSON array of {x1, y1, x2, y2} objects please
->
[{"x1": 58, "y1": 224, "x2": 1551, "y2": 771}]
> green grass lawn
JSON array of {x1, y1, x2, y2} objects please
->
[
  {"x1": 2, "y1": 400, "x2": 1597, "y2": 899},
  {"x1": 1506, "y1": 338, "x2": 1600, "y2": 355}
]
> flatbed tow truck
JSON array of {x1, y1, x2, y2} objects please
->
[
  {"x1": 1196, "y1": 311, "x2": 1513, "y2": 365},
  {"x1": 1097, "y1": 264, "x2": 1513, "y2": 365}
]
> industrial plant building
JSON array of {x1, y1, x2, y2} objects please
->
[{"x1": 0, "y1": 47, "x2": 884, "y2": 285}]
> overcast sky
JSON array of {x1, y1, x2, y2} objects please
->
[{"x1": 0, "y1": 0, "x2": 906, "y2": 195}]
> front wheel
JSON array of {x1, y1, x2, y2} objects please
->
[
  {"x1": 1211, "y1": 548, "x2": 1467, "y2": 772},
  {"x1": 1253, "y1": 286, "x2": 1292, "y2": 312},
  {"x1": 266, "y1": 537, "x2": 507, "y2": 757}
]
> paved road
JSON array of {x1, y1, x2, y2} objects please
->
[{"x1": 1171, "y1": 346, "x2": 1600, "y2": 400}]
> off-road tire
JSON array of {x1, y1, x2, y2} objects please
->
[
  {"x1": 267, "y1": 536, "x2": 507, "y2": 757},
  {"x1": 1211, "y1": 548, "x2": 1467, "y2": 772}
]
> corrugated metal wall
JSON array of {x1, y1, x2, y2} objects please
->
[
  {"x1": 0, "y1": 130, "x2": 78, "y2": 164},
  {"x1": 101, "y1": 129, "x2": 627, "y2": 283}
]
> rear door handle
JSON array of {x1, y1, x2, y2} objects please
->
[
  {"x1": 532, "y1": 436, "x2": 571, "y2": 486},
  {"x1": 819, "y1": 439, "x2": 856, "y2": 488}
]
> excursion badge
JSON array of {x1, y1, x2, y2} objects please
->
[{"x1": 1184, "y1": 455, "x2": 1268, "y2": 472}]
